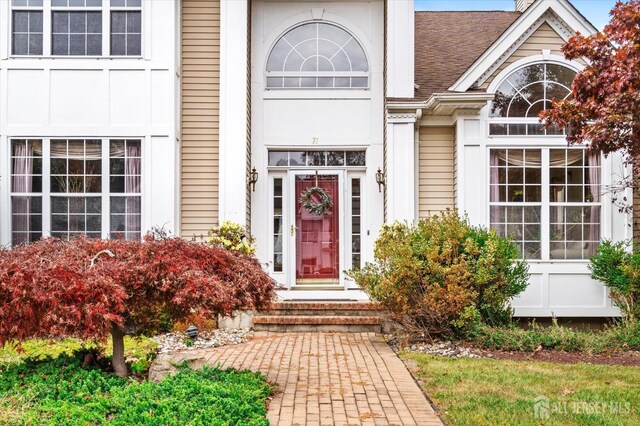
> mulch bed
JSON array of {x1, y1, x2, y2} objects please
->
[{"x1": 474, "y1": 348, "x2": 640, "y2": 367}]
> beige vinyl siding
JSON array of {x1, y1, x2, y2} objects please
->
[
  {"x1": 180, "y1": 0, "x2": 220, "y2": 237},
  {"x1": 481, "y1": 22, "x2": 572, "y2": 89},
  {"x1": 419, "y1": 126, "x2": 455, "y2": 217}
]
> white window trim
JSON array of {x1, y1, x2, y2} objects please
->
[
  {"x1": 8, "y1": 137, "x2": 143, "y2": 244},
  {"x1": 487, "y1": 146, "x2": 603, "y2": 263},
  {"x1": 486, "y1": 56, "x2": 585, "y2": 137},
  {"x1": 264, "y1": 20, "x2": 371, "y2": 91},
  {"x1": 8, "y1": 0, "x2": 143, "y2": 58},
  {"x1": 346, "y1": 171, "x2": 365, "y2": 274},
  {"x1": 269, "y1": 172, "x2": 287, "y2": 276}
]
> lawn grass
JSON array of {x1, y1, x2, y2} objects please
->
[
  {"x1": 405, "y1": 352, "x2": 640, "y2": 426},
  {"x1": 0, "y1": 336, "x2": 158, "y2": 367}
]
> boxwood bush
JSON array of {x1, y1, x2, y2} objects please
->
[
  {"x1": 0, "y1": 354, "x2": 273, "y2": 425},
  {"x1": 589, "y1": 240, "x2": 640, "y2": 321},
  {"x1": 349, "y1": 210, "x2": 529, "y2": 335}
]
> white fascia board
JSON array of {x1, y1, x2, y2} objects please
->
[
  {"x1": 424, "y1": 92, "x2": 494, "y2": 116},
  {"x1": 387, "y1": 92, "x2": 494, "y2": 111},
  {"x1": 448, "y1": 0, "x2": 598, "y2": 93}
]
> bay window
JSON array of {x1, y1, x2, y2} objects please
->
[
  {"x1": 10, "y1": 138, "x2": 142, "y2": 246},
  {"x1": 489, "y1": 148, "x2": 601, "y2": 260}
]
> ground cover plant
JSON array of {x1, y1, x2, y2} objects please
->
[
  {"x1": 0, "y1": 233, "x2": 276, "y2": 376},
  {"x1": 405, "y1": 352, "x2": 640, "y2": 426},
  {"x1": 468, "y1": 319, "x2": 640, "y2": 354},
  {"x1": 0, "y1": 352, "x2": 273, "y2": 425},
  {"x1": 0, "y1": 336, "x2": 158, "y2": 374},
  {"x1": 349, "y1": 210, "x2": 529, "y2": 335}
]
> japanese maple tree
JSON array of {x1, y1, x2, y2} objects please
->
[
  {"x1": 541, "y1": 1, "x2": 640, "y2": 213},
  {"x1": 0, "y1": 235, "x2": 277, "y2": 376}
]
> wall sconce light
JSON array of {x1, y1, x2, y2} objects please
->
[
  {"x1": 375, "y1": 167, "x2": 386, "y2": 193},
  {"x1": 248, "y1": 167, "x2": 259, "y2": 192}
]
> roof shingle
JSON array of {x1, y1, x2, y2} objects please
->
[{"x1": 414, "y1": 11, "x2": 521, "y2": 100}]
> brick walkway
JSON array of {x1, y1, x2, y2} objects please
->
[{"x1": 151, "y1": 332, "x2": 443, "y2": 426}]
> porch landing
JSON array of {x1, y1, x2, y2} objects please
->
[
  {"x1": 276, "y1": 288, "x2": 369, "y2": 300},
  {"x1": 150, "y1": 332, "x2": 443, "y2": 425}
]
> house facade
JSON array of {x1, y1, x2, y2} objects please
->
[{"x1": 0, "y1": 0, "x2": 630, "y2": 317}]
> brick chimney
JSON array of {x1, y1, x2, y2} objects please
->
[{"x1": 515, "y1": 0, "x2": 536, "y2": 12}]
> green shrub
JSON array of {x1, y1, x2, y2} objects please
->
[
  {"x1": 348, "y1": 210, "x2": 529, "y2": 335},
  {"x1": 208, "y1": 221, "x2": 257, "y2": 255},
  {"x1": 589, "y1": 240, "x2": 640, "y2": 321},
  {"x1": 0, "y1": 354, "x2": 273, "y2": 425},
  {"x1": 471, "y1": 319, "x2": 640, "y2": 353}
]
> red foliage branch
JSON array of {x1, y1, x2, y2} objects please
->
[
  {"x1": 0, "y1": 236, "x2": 277, "y2": 347},
  {"x1": 541, "y1": 1, "x2": 640, "y2": 165}
]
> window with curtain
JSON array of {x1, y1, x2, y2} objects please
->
[
  {"x1": 549, "y1": 149, "x2": 601, "y2": 259},
  {"x1": 11, "y1": 140, "x2": 43, "y2": 245},
  {"x1": 489, "y1": 63, "x2": 577, "y2": 136},
  {"x1": 489, "y1": 148, "x2": 601, "y2": 260},
  {"x1": 266, "y1": 22, "x2": 369, "y2": 89},
  {"x1": 109, "y1": 140, "x2": 142, "y2": 240},
  {"x1": 10, "y1": 138, "x2": 142, "y2": 246},
  {"x1": 50, "y1": 139, "x2": 103, "y2": 238}
]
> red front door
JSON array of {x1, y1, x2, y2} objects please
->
[{"x1": 295, "y1": 175, "x2": 340, "y2": 282}]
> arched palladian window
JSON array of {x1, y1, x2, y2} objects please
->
[
  {"x1": 489, "y1": 63, "x2": 576, "y2": 136},
  {"x1": 266, "y1": 22, "x2": 369, "y2": 89}
]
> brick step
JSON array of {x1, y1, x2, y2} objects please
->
[
  {"x1": 269, "y1": 309, "x2": 379, "y2": 316},
  {"x1": 268, "y1": 302, "x2": 381, "y2": 317},
  {"x1": 272, "y1": 301, "x2": 379, "y2": 310},
  {"x1": 253, "y1": 315, "x2": 382, "y2": 333}
]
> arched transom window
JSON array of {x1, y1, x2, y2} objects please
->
[
  {"x1": 266, "y1": 22, "x2": 369, "y2": 89},
  {"x1": 490, "y1": 63, "x2": 576, "y2": 136}
]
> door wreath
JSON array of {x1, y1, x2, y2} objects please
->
[{"x1": 300, "y1": 186, "x2": 333, "y2": 215}]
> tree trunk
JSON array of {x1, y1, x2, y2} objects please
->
[{"x1": 111, "y1": 323, "x2": 128, "y2": 377}]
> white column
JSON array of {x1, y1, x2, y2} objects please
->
[
  {"x1": 219, "y1": 0, "x2": 248, "y2": 223},
  {"x1": 386, "y1": 115, "x2": 418, "y2": 222},
  {"x1": 456, "y1": 116, "x2": 486, "y2": 227},
  {"x1": 386, "y1": 0, "x2": 414, "y2": 98}
]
